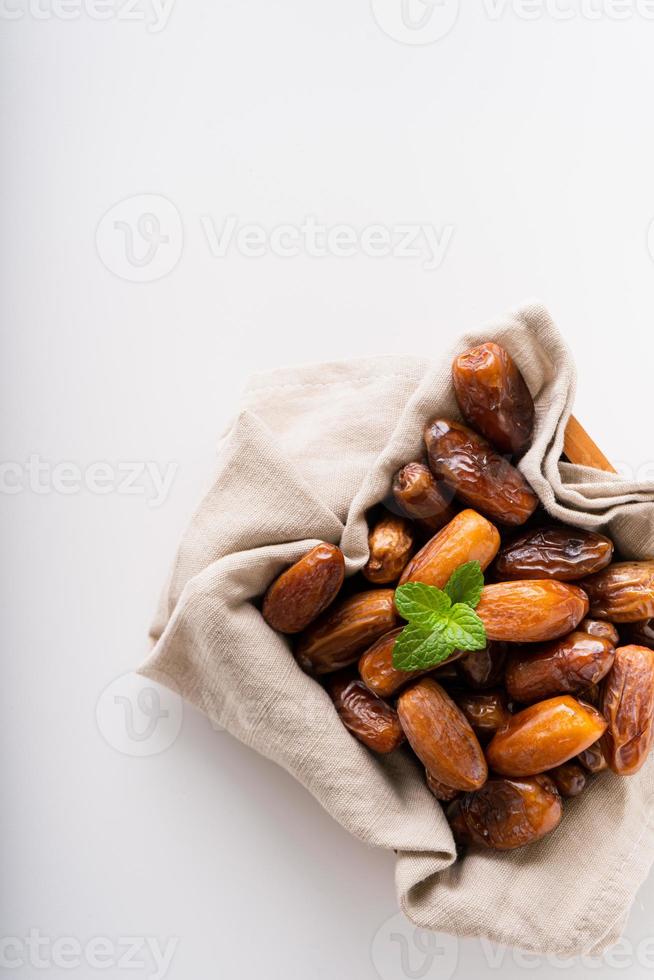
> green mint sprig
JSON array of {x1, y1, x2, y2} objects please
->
[{"x1": 392, "y1": 561, "x2": 487, "y2": 672}]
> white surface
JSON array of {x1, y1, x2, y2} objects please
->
[{"x1": 3, "y1": 2, "x2": 654, "y2": 977}]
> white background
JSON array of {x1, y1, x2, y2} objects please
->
[{"x1": 4, "y1": 1, "x2": 654, "y2": 977}]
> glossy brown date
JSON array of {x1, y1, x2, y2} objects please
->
[
  {"x1": 494, "y1": 526, "x2": 613, "y2": 582},
  {"x1": 358, "y1": 629, "x2": 463, "y2": 697},
  {"x1": 457, "y1": 642, "x2": 507, "y2": 690},
  {"x1": 398, "y1": 509, "x2": 500, "y2": 589},
  {"x1": 295, "y1": 590, "x2": 399, "y2": 675},
  {"x1": 397, "y1": 679, "x2": 488, "y2": 791},
  {"x1": 426, "y1": 770, "x2": 461, "y2": 802},
  {"x1": 452, "y1": 776, "x2": 563, "y2": 851},
  {"x1": 486, "y1": 695, "x2": 607, "y2": 776},
  {"x1": 452, "y1": 342, "x2": 535, "y2": 457},
  {"x1": 577, "y1": 740, "x2": 608, "y2": 773},
  {"x1": 362, "y1": 511, "x2": 415, "y2": 585},
  {"x1": 579, "y1": 618, "x2": 620, "y2": 647},
  {"x1": 475, "y1": 581, "x2": 589, "y2": 643},
  {"x1": 392, "y1": 462, "x2": 457, "y2": 534},
  {"x1": 505, "y1": 631, "x2": 615, "y2": 703},
  {"x1": 327, "y1": 676, "x2": 405, "y2": 754},
  {"x1": 263, "y1": 542, "x2": 345, "y2": 634},
  {"x1": 581, "y1": 561, "x2": 654, "y2": 623},
  {"x1": 601, "y1": 644, "x2": 654, "y2": 775},
  {"x1": 424, "y1": 418, "x2": 538, "y2": 526},
  {"x1": 454, "y1": 690, "x2": 510, "y2": 743},
  {"x1": 549, "y1": 762, "x2": 587, "y2": 798}
]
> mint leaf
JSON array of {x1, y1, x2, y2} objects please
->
[
  {"x1": 394, "y1": 581, "x2": 451, "y2": 630},
  {"x1": 444, "y1": 560, "x2": 484, "y2": 608},
  {"x1": 392, "y1": 623, "x2": 454, "y2": 672},
  {"x1": 391, "y1": 572, "x2": 487, "y2": 672},
  {"x1": 440, "y1": 603, "x2": 487, "y2": 652}
]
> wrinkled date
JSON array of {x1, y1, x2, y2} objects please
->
[
  {"x1": 579, "y1": 618, "x2": 620, "y2": 647},
  {"x1": 263, "y1": 542, "x2": 345, "y2": 634},
  {"x1": 581, "y1": 561, "x2": 654, "y2": 623},
  {"x1": 424, "y1": 418, "x2": 538, "y2": 526},
  {"x1": 486, "y1": 695, "x2": 607, "y2": 776},
  {"x1": 550, "y1": 762, "x2": 587, "y2": 798},
  {"x1": 452, "y1": 342, "x2": 535, "y2": 456},
  {"x1": 362, "y1": 511, "x2": 415, "y2": 585},
  {"x1": 327, "y1": 676, "x2": 405, "y2": 754},
  {"x1": 452, "y1": 776, "x2": 563, "y2": 851},
  {"x1": 295, "y1": 590, "x2": 399, "y2": 675},
  {"x1": 426, "y1": 770, "x2": 462, "y2": 802},
  {"x1": 392, "y1": 462, "x2": 457, "y2": 534},
  {"x1": 397, "y1": 679, "x2": 488, "y2": 791},
  {"x1": 577, "y1": 740, "x2": 608, "y2": 773},
  {"x1": 601, "y1": 645, "x2": 654, "y2": 775},
  {"x1": 399, "y1": 508, "x2": 500, "y2": 589},
  {"x1": 505, "y1": 631, "x2": 615, "y2": 703},
  {"x1": 454, "y1": 691, "x2": 510, "y2": 743},
  {"x1": 494, "y1": 526, "x2": 613, "y2": 582},
  {"x1": 457, "y1": 642, "x2": 507, "y2": 690},
  {"x1": 475, "y1": 580, "x2": 589, "y2": 643}
]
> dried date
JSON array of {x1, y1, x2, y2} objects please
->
[
  {"x1": 426, "y1": 771, "x2": 461, "y2": 802},
  {"x1": 621, "y1": 618, "x2": 654, "y2": 649},
  {"x1": 398, "y1": 508, "x2": 500, "y2": 589},
  {"x1": 454, "y1": 690, "x2": 510, "y2": 743},
  {"x1": 475, "y1": 580, "x2": 589, "y2": 643},
  {"x1": 295, "y1": 589, "x2": 399, "y2": 675},
  {"x1": 601, "y1": 644, "x2": 654, "y2": 775},
  {"x1": 363, "y1": 511, "x2": 415, "y2": 585},
  {"x1": 579, "y1": 618, "x2": 620, "y2": 647},
  {"x1": 505, "y1": 631, "x2": 615, "y2": 703},
  {"x1": 452, "y1": 342, "x2": 535, "y2": 456},
  {"x1": 577, "y1": 740, "x2": 608, "y2": 773},
  {"x1": 457, "y1": 643, "x2": 507, "y2": 690},
  {"x1": 327, "y1": 675, "x2": 405, "y2": 754},
  {"x1": 397, "y1": 679, "x2": 488, "y2": 791},
  {"x1": 581, "y1": 561, "x2": 654, "y2": 623},
  {"x1": 424, "y1": 418, "x2": 538, "y2": 526},
  {"x1": 263, "y1": 542, "x2": 345, "y2": 634},
  {"x1": 392, "y1": 462, "x2": 456, "y2": 534},
  {"x1": 486, "y1": 695, "x2": 607, "y2": 776},
  {"x1": 549, "y1": 762, "x2": 587, "y2": 798},
  {"x1": 453, "y1": 776, "x2": 563, "y2": 851},
  {"x1": 494, "y1": 526, "x2": 613, "y2": 582},
  {"x1": 358, "y1": 629, "x2": 463, "y2": 697}
]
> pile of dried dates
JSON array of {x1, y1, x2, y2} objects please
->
[{"x1": 261, "y1": 342, "x2": 654, "y2": 852}]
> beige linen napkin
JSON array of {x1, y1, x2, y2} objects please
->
[{"x1": 140, "y1": 303, "x2": 654, "y2": 955}]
